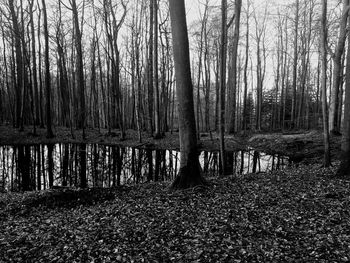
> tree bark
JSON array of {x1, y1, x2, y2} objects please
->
[
  {"x1": 228, "y1": 0, "x2": 242, "y2": 134},
  {"x1": 219, "y1": 0, "x2": 228, "y2": 175},
  {"x1": 148, "y1": 0, "x2": 154, "y2": 135},
  {"x1": 320, "y1": 0, "x2": 331, "y2": 167},
  {"x1": 169, "y1": 0, "x2": 207, "y2": 189},
  {"x1": 153, "y1": 0, "x2": 162, "y2": 139},
  {"x1": 337, "y1": 11, "x2": 350, "y2": 176},
  {"x1": 71, "y1": 0, "x2": 85, "y2": 138},
  {"x1": 29, "y1": 0, "x2": 39, "y2": 128},
  {"x1": 291, "y1": 0, "x2": 300, "y2": 129},
  {"x1": 242, "y1": 1, "x2": 250, "y2": 132},
  {"x1": 329, "y1": 0, "x2": 350, "y2": 135},
  {"x1": 8, "y1": 0, "x2": 23, "y2": 129},
  {"x1": 42, "y1": 0, "x2": 54, "y2": 138}
]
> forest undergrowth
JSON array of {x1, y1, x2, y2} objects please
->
[{"x1": 1, "y1": 164, "x2": 350, "y2": 262}]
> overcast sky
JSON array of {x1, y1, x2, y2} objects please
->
[{"x1": 181, "y1": 0, "x2": 341, "y2": 89}]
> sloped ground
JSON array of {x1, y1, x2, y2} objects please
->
[
  {"x1": 1, "y1": 165, "x2": 350, "y2": 262},
  {"x1": 248, "y1": 130, "x2": 342, "y2": 164}
]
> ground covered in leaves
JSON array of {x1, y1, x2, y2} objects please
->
[{"x1": 1, "y1": 165, "x2": 350, "y2": 262}]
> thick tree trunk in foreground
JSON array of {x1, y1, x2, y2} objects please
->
[
  {"x1": 169, "y1": 0, "x2": 207, "y2": 189},
  {"x1": 337, "y1": 12, "x2": 350, "y2": 176},
  {"x1": 320, "y1": 0, "x2": 331, "y2": 167}
]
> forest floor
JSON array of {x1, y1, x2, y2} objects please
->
[
  {"x1": 1, "y1": 164, "x2": 350, "y2": 262},
  {"x1": 0, "y1": 125, "x2": 343, "y2": 164}
]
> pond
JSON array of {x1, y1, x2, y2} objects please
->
[{"x1": 0, "y1": 144, "x2": 289, "y2": 192}]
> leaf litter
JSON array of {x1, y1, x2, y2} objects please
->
[{"x1": 1, "y1": 164, "x2": 350, "y2": 262}]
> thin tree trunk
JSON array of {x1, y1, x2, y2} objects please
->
[
  {"x1": 148, "y1": 0, "x2": 154, "y2": 135},
  {"x1": 337, "y1": 11, "x2": 350, "y2": 176},
  {"x1": 228, "y1": 0, "x2": 242, "y2": 134},
  {"x1": 291, "y1": 0, "x2": 299, "y2": 129},
  {"x1": 71, "y1": 0, "x2": 85, "y2": 138},
  {"x1": 242, "y1": 2, "x2": 250, "y2": 132},
  {"x1": 8, "y1": 0, "x2": 23, "y2": 129},
  {"x1": 329, "y1": 0, "x2": 350, "y2": 134},
  {"x1": 320, "y1": 0, "x2": 331, "y2": 167},
  {"x1": 219, "y1": 0, "x2": 229, "y2": 175},
  {"x1": 153, "y1": 0, "x2": 162, "y2": 138},
  {"x1": 42, "y1": 0, "x2": 54, "y2": 138}
]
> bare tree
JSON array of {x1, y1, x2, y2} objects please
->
[
  {"x1": 70, "y1": 0, "x2": 86, "y2": 138},
  {"x1": 7, "y1": 0, "x2": 23, "y2": 129},
  {"x1": 337, "y1": 10, "x2": 350, "y2": 176},
  {"x1": 252, "y1": 4, "x2": 267, "y2": 131},
  {"x1": 219, "y1": 0, "x2": 229, "y2": 175},
  {"x1": 169, "y1": 0, "x2": 207, "y2": 189},
  {"x1": 320, "y1": 0, "x2": 331, "y2": 167},
  {"x1": 153, "y1": 0, "x2": 162, "y2": 139},
  {"x1": 329, "y1": 0, "x2": 350, "y2": 135},
  {"x1": 242, "y1": 1, "x2": 250, "y2": 132},
  {"x1": 148, "y1": 0, "x2": 154, "y2": 135},
  {"x1": 227, "y1": 0, "x2": 242, "y2": 134},
  {"x1": 42, "y1": 0, "x2": 54, "y2": 138},
  {"x1": 291, "y1": 0, "x2": 300, "y2": 129},
  {"x1": 29, "y1": 0, "x2": 39, "y2": 131}
]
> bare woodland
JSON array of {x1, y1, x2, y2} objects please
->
[
  {"x1": 0, "y1": 0, "x2": 349, "y2": 180},
  {"x1": 2, "y1": 1, "x2": 350, "y2": 261}
]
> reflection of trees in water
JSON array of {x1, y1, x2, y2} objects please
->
[
  {"x1": 17, "y1": 145, "x2": 31, "y2": 191},
  {"x1": 0, "y1": 144, "x2": 288, "y2": 192}
]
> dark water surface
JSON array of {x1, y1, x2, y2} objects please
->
[{"x1": 0, "y1": 144, "x2": 289, "y2": 192}]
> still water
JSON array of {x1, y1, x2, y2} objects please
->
[{"x1": 0, "y1": 144, "x2": 289, "y2": 192}]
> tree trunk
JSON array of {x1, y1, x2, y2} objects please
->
[
  {"x1": 329, "y1": 0, "x2": 349, "y2": 135},
  {"x1": 253, "y1": 8, "x2": 267, "y2": 131},
  {"x1": 320, "y1": 0, "x2": 331, "y2": 167},
  {"x1": 29, "y1": 0, "x2": 39, "y2": 128},
  {"x1": 219, "y1": 0, "x2": 228, "y2": 175},
  {"x1": 242, "y1": 2, "x2": 250, "y2": 132},
  {"x1": 337, "y1": 11, "x2": 350, "y2": 176},
  {"x1": 153, "y1": 0, "x2": 162, "y2": 139},
  {"x1": 42, "y1": 0, "x2": 54, "y2": 138},
  {"x1": 71, "y1": 0, "x2": 85, "y2": 138},
  {"x1": 148, "y1": 0, "x2": 154, "y2": 135},
  {"x1": 37, "y1": 8, "x2": 44, "y2": 128},
  {"x1": 291, "y1": 0, "x2": 299, "y2": 129},
  {"x1": 8, "y1": 0, "x2": 23, "y2": 129},
  {"x1": 196, "y1": 8, "x2": 205, "y2": 137},
  {"x1": 169, "y1": 0, "x2": 207, "y2": 189},
  {"x1": 228, "y1": 0, "x2": 242, "y2": 134}
]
